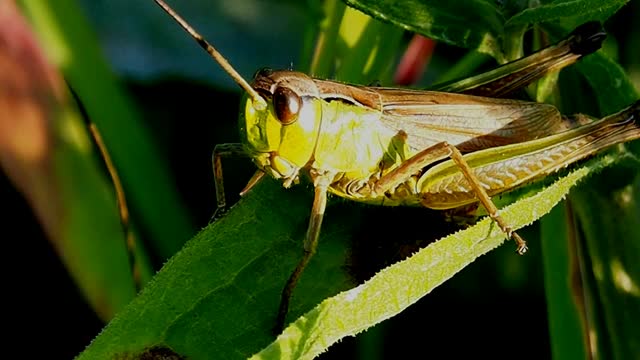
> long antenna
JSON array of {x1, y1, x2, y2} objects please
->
[{"x1": 153, "y1": 0, "x2": 267, "y2": 109}]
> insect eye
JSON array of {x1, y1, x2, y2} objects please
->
[{"x1": 273, "y1": 86, "x2": 301, "y2": 125}]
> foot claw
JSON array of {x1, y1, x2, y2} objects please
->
[
  {"x1": 516, "y1": 243, "x2": 528, "y2": 255},
  {"x1": 209, "y1": 207, "x2": 227, "y2": 224},
  {"x1": 512, "y1": 232, "x2": 528, "y2": 255}
]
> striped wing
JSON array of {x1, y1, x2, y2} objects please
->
[{"x1": 375, "y1": 88, "x2": 573, "y2": 153}]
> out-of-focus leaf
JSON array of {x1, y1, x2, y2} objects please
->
[
  {"x1": 0, "y1": 0, "x2": 153, "y2": 319},
  {"x1": 566, "y1": 51, "x2": 640, "y2": 359},
  {"x1": 538, "y1": 23, "x2": 639, "y2": 357},
  {"x1": 571, "y1": 178, "x2": 640, "y2": 358},
  {"x1": 18, "y1": 0, "x2": 194, "y2": 258},
  {"x1": 541, "y1": 203, "x2": 588, "y2": 359}
]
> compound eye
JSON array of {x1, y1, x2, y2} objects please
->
[{"x1": 273, "y1": 86, "x2": 301, "y2": 125}]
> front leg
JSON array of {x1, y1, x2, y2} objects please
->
[
  {"x1": 275, "y1": 170, "x2": 333, "y2": 333},
  {"x1": 210, "y1": 143, "x2": 253, "y2": 221}
]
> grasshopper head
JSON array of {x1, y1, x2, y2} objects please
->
[{"x1": 240, "y1": 69, "x2": 323, "y2": 185}]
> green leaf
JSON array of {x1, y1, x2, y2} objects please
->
[
  {"x1": 75, "y1": 0, "x2": 639, "y2": 358},
  {"x1": 507, "y1": 0, "x2": 629, "y2": 29},
  {"x1": 78, "y1": 154, "x2": 630, "y2": 359},
  {"x1": 538, "y1": 25, "x2": 640, "y2": 359},
  {"x1": 0, "y1": 3, "x2": 153, "y2": 319},
  {"x1": 561, "y1": 44, "x2": 640, "y2": 360},
  {"x1": 578, "y1": 53, "x2": 639, "y2": 113},
  {"x1": 251, "y1": 158, "x2": 623, "y2": 360},
  {"x1": 571, "y1": 177, "x2": 640, "y2": 358},
  {"x1": 541, "y1": 204, "x2": 588, "y2": 359},
  {"x1": 18, "y1": 0, "x2": 194, "y2": 258},
  {"x1": 77, "y1": 180, "x2": 355, "y2": 359},
  {"x1": 343, "y1": 0, "x2": 505, "y2": 57}
]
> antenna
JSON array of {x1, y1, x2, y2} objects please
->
[{"x1": 153, "y1": 0, "x2": 267, "y2": 109}]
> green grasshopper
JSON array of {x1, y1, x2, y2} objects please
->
[{"x1": 153, "y1": 0, "x2": 640, "y2": 331}]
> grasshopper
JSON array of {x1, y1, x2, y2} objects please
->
[{"x1": 153, "y1": 0, "x2": 640, "y2": 332}]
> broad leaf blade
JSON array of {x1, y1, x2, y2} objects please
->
[{"x1": 78, "y1": 181, "x2": 355, "y2": 359}]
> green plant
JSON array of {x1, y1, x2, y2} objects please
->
[{"x1": 5, "y1": 0, "x2": 638, "y2": 358}]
